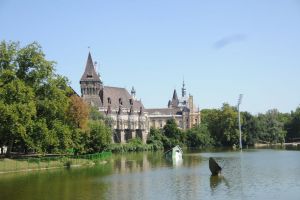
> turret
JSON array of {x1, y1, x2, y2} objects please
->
[
  {"x1": 131, "y1": 86, "x2": 136, "y2": 100},
  {"x1": 80, "y1": 52, "x2": 103, "y2": 107}
]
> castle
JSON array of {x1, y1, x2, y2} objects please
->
[{"x1": 80, "y1": 53, "x2": 200, "y2": 144}]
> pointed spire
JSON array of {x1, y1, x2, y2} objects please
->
[
  {"x1": 182, "y1": 79, "x2": 186, "y2": 97},
  {"x1": 172, "y1": 89, "x2": 178, "y2": 101},
  {"x1": 80, "y1": 52, "x2": 101, "y2": 82},
  {"x1": 171, "y1": 89, "x2": 179, "y2": 108}
]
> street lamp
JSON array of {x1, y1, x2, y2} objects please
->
[{"x1": 237, "y1": 94, "x2": 243, "y2": 150}]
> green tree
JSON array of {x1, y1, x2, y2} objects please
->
[
  {"x1": 201, "y1": 104, "x2": 240, "y2": 146},
  {"x1": 163, "y1": 118, "x2": 184, "y2": 148},
  {"x1": 0, "y1": 75, "x2": 36, "y2": 156},
  {"x1": 0, "y1": 41, "x2": 79, "y2": 155},
  {"x1": 256, "y1": 109, "x2": 286, "y2": 144},
  {"x1": 285, "y1": 107, "x2": 300, "y2": 141},
  {"x1": 147, "y1": 127, "x2": 165, "y2": 150},
  {"x1": 86, "y1": 120, "x2": 112, "y2": 153},
  {"x1": 186, "y1": 124, "x2": 213, "y2": 148},
  {"x1": 241, "y1": 111, "x2": 259, "y2": 145}
]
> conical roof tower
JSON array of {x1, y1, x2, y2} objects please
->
[{"x1": 80, "y1": 52, "x2": 101, "y2": 83}]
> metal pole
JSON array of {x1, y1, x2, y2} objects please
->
[
  {"x1": 237, "y1": 94, "x2": 243, "y2": 150},
  {"x1": 238, "y1": 105, "x2": 242, "y2": 150}
]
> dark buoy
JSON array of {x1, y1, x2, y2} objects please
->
[{"x1": 209, "y1": 157, "x2": 222, "y2": 176}]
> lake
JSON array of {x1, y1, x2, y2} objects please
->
[{"x1": 0, "y1": 148, "x2": 300, "y2": 200}]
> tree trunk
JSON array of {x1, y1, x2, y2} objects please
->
[{"x1": 5, "y1": 139, "x2": 13, "y2": 158}]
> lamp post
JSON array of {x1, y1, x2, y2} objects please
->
[{"x1": 237, "y1": 94, "x2": 243, "y2": 150}]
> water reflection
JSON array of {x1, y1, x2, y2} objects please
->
[
  {"x1": 111, "y1": 151, "x2": 202, "y2": 174},
  {"x1": 1, "y1": 149, "x2": 300, "y2": 200},
  {"x1": 210, "y1": 175, "x2": 230, "y2": 191}
]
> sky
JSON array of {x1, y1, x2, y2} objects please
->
[{"x1": 0, "y1": 0, "x2": 300, "y2": 114}]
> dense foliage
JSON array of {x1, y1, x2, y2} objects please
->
[{"x1": 0, "y1": 41, "x2": 112, "y2": 156}]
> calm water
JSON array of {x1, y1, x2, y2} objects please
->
[{"x1": 1, "y1": 148, "x2": 300, "y2": 200}]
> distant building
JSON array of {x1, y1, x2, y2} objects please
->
[
  {"x1": 145, "y1": 81, "x2": 201, "y2": 130},
  {"x1": 80, "y1": 52, "x2": 201, "y2": 144},
  {"x1": 80, "y1": 52, "x2": 149, "y2": 143}
]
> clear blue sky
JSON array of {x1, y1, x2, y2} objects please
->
[{"x1": 1, "y1": 0, "x2": 300, "y2": 114}]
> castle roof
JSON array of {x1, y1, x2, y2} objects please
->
[
  {"x1": 80, "y1": 52, "x2": 101, "y2": 82},
  {"x1": 102, "y1": 86, "x2": 144, "y2": 111}
]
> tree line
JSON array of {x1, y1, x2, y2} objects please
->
[
  {"x1": 1, "y1": 41, "x2": 300, "y2": 156},
  {"x1": 148, "y1": 103, "x2": 300, "y2": 149}
]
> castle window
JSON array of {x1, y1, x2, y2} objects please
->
[{"x1": 119, "y1": 98, "x2": 123, "y2": 105}]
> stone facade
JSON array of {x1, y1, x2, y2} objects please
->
[
  {"x1": 146, "y1": 81, "x2": 201, "y2": 130},
  {"x1": 80, "y1": 53, "x2": 149, "y2": 143}
]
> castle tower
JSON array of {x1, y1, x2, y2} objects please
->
[{"x1": 80, "y1": 52, "x2": 103, "y2": 107}]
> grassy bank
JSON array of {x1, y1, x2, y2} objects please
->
[{"x1": 0, "y1": 152, "x2": 112, "y2": 174}]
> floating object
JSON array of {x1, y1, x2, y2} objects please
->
[
  {"x1": 209, "y1": 157, "x2": 222, "y2": 176},
  {"x1": 165, "y1": 145, "x2": 183, "y2": 161}
]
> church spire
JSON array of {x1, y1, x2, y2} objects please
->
[
  {"x1": 80, "y1": 52, "x2": 101, "y2": 83},
  {"x1": 182, "y1": 79, "x2": 186, "y2": 97}
]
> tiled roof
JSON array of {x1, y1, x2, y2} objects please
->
[
  {"x1": 80, "y1": 52, "x2": 101, "y2": 82},
  {"x1": 102, "y1": 86, "x2": 144, "y2": 111}
]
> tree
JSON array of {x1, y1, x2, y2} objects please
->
[
  {"x1": 241, "y1": 111, "x2": 259, "y2": 145},
  {"x1": 67, "y1": 95, "x2": 89, "y2": 129},
  {"x1": 201, "y1": 104, "x2": 240, "y2": 146},
  {"x1": 285, "y1": 107, "x2": 300, "y2": 141},
  {"x1": 0, "y1": 41, "x2": 77, "y2": 155},
  {"x1": 86, "y1": 120, "x2": 112, "y2": 153},
  {"x1": 186, "y1": 124, "x2": 213, "y2": 148},
  {"x1": 163, "y1": 118, "x2": 184, "y2": 148},
  {"x1": 256, "y1": 109, "x2": 286, "y2": 144},
  {"x1": 220, "y1": 103, "x2": 239, "y2": 146},
  {"x1": 0, "y1": 75, "x2": 36, "y2": 156},
  {"x1": 147, "y1": 127, "x2": 165, "y2": 150}
]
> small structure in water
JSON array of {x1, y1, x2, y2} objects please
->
[
  {"x1": 209, "y1": 157, "x2": 222, "y2": 176},
  {"x1": 165, "y1": 145, "x2": 183, "y2": 161}
]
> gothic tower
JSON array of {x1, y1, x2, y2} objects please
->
[{"x1": 80, "y1": 52, "x2": 103, "y2": 107}]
